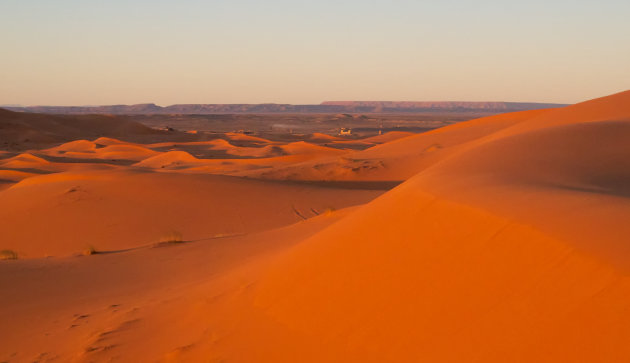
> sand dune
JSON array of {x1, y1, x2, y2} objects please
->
[
  {"x1": 92, "y1": 137, "x2": 129, "y2": 146},
  {"x1": 223, "y1": 132, "x2": 272, "y2": 144},
  {"x1": 42, "y1": 140, "x2": 160, "y2": 161},
  {"x1": 247, "y1": 90, "x2": 630, "y2": 361},
  {"x1": 242, "y1": 109, "x2": 555, "y2": 181},
  {"x1": 0, "y1": 153, "x2": 51, "y2": 169},
  {"x1": 0, "y1": 170, "x2": 380, "y2": 258},
  {"x1": 0, "y1": 204, "x2": 359, "y2": 362},
  {"x1": 133, "y1": 141, "x2": 349, "y2": 174},
  {"x1": 1, "y1": 90, "x2": 630, "y2": 362},
  {"x1": 308, "y1": 132, "x2": 343, "y2": 142}
]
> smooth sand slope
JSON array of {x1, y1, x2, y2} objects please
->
[
  {"x1": 0, "y1": 170, "x2": 380, "y2": 258},
  {"x1": 1, "y1": 90, "x2": 629, "y2": 362},
  {"x1": 250, "y1": 90, "x2": 630, "y2": 362}
]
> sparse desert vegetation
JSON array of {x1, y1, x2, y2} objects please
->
[
  {"x1": 0, "y1": 249, "x2": 18, "y2": 260},
  {"x1": 82, "y1": 245, "x2": 98, "y2": 256},
  {"x1": 158, "y1": 231, "x2": 184, "y2": 244}
]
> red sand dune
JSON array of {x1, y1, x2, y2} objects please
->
[
  {"x1": 223, "y1": 132, "x2": 271, "y2": 144},
  {"x1": 244, "y1": 109, "x2": 555, "y2": 181},
  {"x1": 43, "y1": 140, "x2": 160, "y2": 161},
  {"x1": 0, "y1": 170, "x2": 380, "y2": 258},
  {"x1": 249, "y1": 90, "x2": 630, "y2": 361},
  {"x1": 134, "y1": 141, "x2": 349, "y2": 174},
  {"x1": 1, "y1": 90, "x2": 629, "y2": 362},
  {"x1": 0, "y1": 153, "x2": 52, "y2": 169}
]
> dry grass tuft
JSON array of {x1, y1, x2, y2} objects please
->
[
  {"x1": 0, "y1": 249, "x2": 18, "y2": 260},
  {"x1": 159, "y1": 231, "x2": 184, "y2": 244},
  {"x1": 83, "y1": 245, "x2": 99, "y2": 256}
]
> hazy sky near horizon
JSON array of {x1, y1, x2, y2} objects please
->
[{"x1": 1, "y1": 0, "x2": 629, "y2": 106}]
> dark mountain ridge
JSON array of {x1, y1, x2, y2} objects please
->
[{"x1": 5, "y1": 101, "x2": 566, "y2": 115}]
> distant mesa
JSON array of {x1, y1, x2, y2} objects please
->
[{"x1": 4, "y1": 101, "x2": 567, "y2": 115}]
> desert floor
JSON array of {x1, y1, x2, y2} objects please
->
[{"x1": 1, "y1": 90, "x2": 630, "y2": 362}]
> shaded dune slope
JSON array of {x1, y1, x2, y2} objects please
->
[{"x1": 0, "y1": 108, "x2": 161, "y2": 146}]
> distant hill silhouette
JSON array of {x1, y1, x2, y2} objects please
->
[
  {"x1": 0, "y1": 107, "x2": 160, "y2": 146},
  {"x1": 5, "y1": 101, "x2": 566, "y2": 115}
]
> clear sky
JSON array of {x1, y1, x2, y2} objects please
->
[{"x1": 1, "y1": 0, "x2": 628, "y2": 105}]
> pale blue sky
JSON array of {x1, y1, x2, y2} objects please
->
[{"x1": 1, "y1": 0, "x2": 628, "y2": 105}]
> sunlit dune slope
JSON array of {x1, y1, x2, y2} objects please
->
[
  {"x1": 41, "y1": 140, "x2": 160, "y2": 161},
  {"x1": 0, "y1": 205, "x2": 359, "y2": 362},
  {"x1": 246, "y1": 90, "x2": 630, "y2": 362},
  {"x1": 308, "y1": 132, "x2": 342, "y2": 142},
  {"x1": 224, "y1": 132, "x2": 271, "y2": 144},
  {"x1": 0, "y1": 153, "x2": 51, "y2": 170}
]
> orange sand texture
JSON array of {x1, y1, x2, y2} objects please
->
[{"x1": 1, "y1": 90, "x2": 629, "y2": 362}]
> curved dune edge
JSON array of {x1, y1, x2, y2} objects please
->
[
  {"x1": 250, "y1": 189, "x2": 630, "y2": 362},
  {"x1": 244, "y1": 90, "x2": 630, "y2": 361}
]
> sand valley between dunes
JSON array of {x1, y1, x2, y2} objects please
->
[{"x1": 1, "y1": 90, "x2": 630, "y2": 362}]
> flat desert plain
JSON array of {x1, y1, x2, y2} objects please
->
[{"x1": 1, "y1": 90, "x2": 630, "y2": 362}]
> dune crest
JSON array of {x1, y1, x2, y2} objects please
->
[{"x1": 245, "y1": 90, "x2": 630, "y2": 361}]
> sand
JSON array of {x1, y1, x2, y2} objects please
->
[{"x1": 1, "y1": 90, "x2": 629, "y2": 362}]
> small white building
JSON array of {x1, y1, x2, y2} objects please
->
[{"x1": 339, "y1": 127, "x2": 352, "y2": 136}]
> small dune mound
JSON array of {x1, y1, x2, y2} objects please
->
[
  {"x1": 205, "y1": 138, "x2": 240, "y2": 154},
  {"x1": 206, "y1": 139, "x2": 287, "y2": 158},
  {"x1": 0, "y1": 153, "x2": 51, "y2": 170},
  {"x1": 134, "y1": 151, "x2": 201, "y2": 169},
  {"x1": 224, "y1": 133, "x2": 271, "y2": 144},
  {"x1": 92, "y1": 137, "x2": 126, "y2": 146},
  {"x1": 253, "y1": 145, "x2": 286, "y2": 157},
  {"x1": 95, "y1": 144, "x2": 159, "y2": 161},
  {"x1": 42, "y1": 139, "x2": 158, "y2": 162},
  {"x1": 1, "y1": 153, "x2": 50, "y2": 165},
  {"x1": 207, "y1": 139, "x2": 235, "y2": 148},
  {"x1": 48, "y1": 140, "x2": 97, "y2": 154}
]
